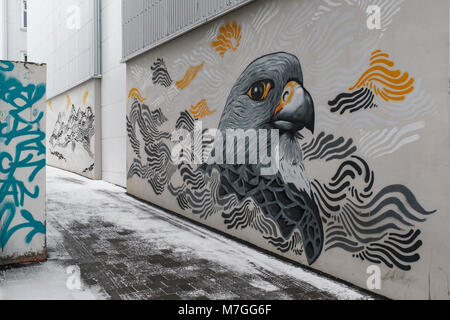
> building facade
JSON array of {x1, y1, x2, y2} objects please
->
[
  {"x1": 0, "y1": 0, "x2": 28, "y2": 61},
  {"x1": 28, "y1": 0, "x2": 102, "y2": 180},
  {"x1": 27, "y1": 0, "x2": 253, "y2": 185},
  {"x1": 27, "y1": 0, "x2": 450, "y2": 299}
]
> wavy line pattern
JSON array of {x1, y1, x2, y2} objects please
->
[
  {"x1": 127, "y1": 101, "x2": 174, "y2": 195},
  {"x1": 130, "y1": 64, "x2": 153, "y2": 91},
  {"x1": 128, "y1": 88, "x2": 147, "y2": 103},
  {"x1": 359, "y1": 121, "x2": 425, "y2": 159},
  {"x1": 170, "y1": 0, "x2": 412, "y2": 135},
  {"x1": 125, "y1": 1, "x2": 435, "y2": 271},
  {"x1": 264, "y1": 231, "x2": 304, "y2": 256},
  {"x1": 176, "y1": 62, "x2": 205, "y2": 90},
  {"x1": 166, "y1": 111, "x2": 306, "y2": 254},
  {"x1": 301, "y1": 132, "x2": 357, "y2": 162},
  {"x1": 350, "y1": 50, "x2": 415, "y2": 102},
  {"x1": 311, "y1": 155, "x2": 435, "y2": 271},
  {"x1": 328, "y1": 87, "x2": 377, "y2": 114},
  {"x1": 382, "y1": 80, "x2": 438, "y2": 122},
  {"x1": 169, "y1": 165, "x2": 222, "y2": 219},
  {"x1": 361, "y1": 229, "x2": 423, "y2": 270},
  {"x1": 151, "y1": 58, "x2": 173, "y2": 87},
  {"x1": 311, "y1": 156, "x2": 375, "y2": 219},
  {"x1": 173, "y1": 111, "x2": 215, "y2": 164},
  {"x1": 308, "y1": 0, "x2": 404, "y2": 35},
  {"x1": 211, "y1": 21, "x2": 242, "y2": 57},
  {"x1": 176, "y1": 110, "x2": 195, "y2": 132},
  {"x1": 127, "y1": 101, "x2": 170, "y2": 159},
  {"x1": 222, "y1": 198, "x2": 260, "y2": 230},
  {"x1": 221, "y1": 196, "x2": 301, "y2": 252},
  {"x1": 250, "y1": 1, "x2": 280, "y2": 33},
  {"x1": 169, "y1": 161, "x2": 294, "y2": 251},
  {"x1": 329, "y1": 50, "x2": 415, "y2": 115},
  {"x1": 189, "y1": 99, "x2": 216, "y2": 119}
]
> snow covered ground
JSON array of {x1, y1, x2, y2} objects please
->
[
  {"x1": 0, "y1": 219, "x2": 107, "y2": 300},
  {"x1": 0, "y1": 167, "x2": 374, "y2": 300},
  {"x1": 0, "y1": 261, "x2": 105, "y2": 300}
]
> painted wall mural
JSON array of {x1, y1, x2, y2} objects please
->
[
  {"x1": 46, "y1": 79, "x2": 101, "y2": 179},
  {"x1": 49, "y1": 105, "x2": 95, "y2": 158},
  {"x1": 0, "y1": 61, "x2": 47, "y2": 265},
  {"x1": 127, "y1": 53, "x2": 435, "y2": 268},
  {"x1": 151, "y1": 58, "x2": 173, "y2": 88},
  {"x1": 211, "y1": 21, "x2": 242, "y2": 57},
  {"x1": 329, "y1": 50, "x2": 415, "y2": 114},
  {"x1": 176, "y1": 62, "x2": 205, "y2": 90},
  {"x1": 126, "y1": 0, "x2": 450, "y2": 299},
  {"x1": 128, "y1": 88, "x2": 147, "y2": 103},
  {"x1": 189, "y1": 99, "x2": 216, "y2": 119}
]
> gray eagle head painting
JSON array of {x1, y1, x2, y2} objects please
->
[{"x1": 209, "y1": 52, "x2": 324, "y2": 265}]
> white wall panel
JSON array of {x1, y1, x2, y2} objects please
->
[
  {"x1": 101, "y1": 0, "x2": 127, "y2": 187},
  {"x1": 122, "y1": 0, "x2": 253, "y2": 61},
  {"x1": 28, "y1": 0, "x2": 101, "y2": 99}
]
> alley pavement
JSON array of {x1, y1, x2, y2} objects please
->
[{"x1": 0, "y1": 167, "x2": 375, "y2": 300}]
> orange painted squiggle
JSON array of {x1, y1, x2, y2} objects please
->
[
  {"x1": 83, "y1": 91, "x2": 89, "y2": 104},
  {"x1": 66, "y1": 95, "x2": 71, "y2": 110},
  {"x1": 189, "y1": 99, "x2": 216, "y2": 119},
  {"x1": 211, "y1": 21, "x2": 242, "y2": 57},
  {"x1": 176, "y1": 62, "x2": 205, "y2": 90},
  {"x1": 128, "y1": 88, "x2": 147, "y2": 103},
  {"x1": 349, "y1": 50, "x2": 415, "y2": 102}
]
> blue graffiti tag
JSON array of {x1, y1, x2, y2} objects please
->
[
  {"x1": 0, "y1": 61, "x2": 46, "y2": 250},
  {"x1": 0, "y1": 203, "x2": 45, "y2": 248}
]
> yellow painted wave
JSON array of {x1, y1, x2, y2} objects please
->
[
  {"x1": 189, "y1": 99, "x2": 216, "y2": 119},
  {"x1": 211, "y1": 21, "x2": 242, "y2": 58},
  {"x1": 83, "y1": 91, "x2": 89, "y2": 104},
  {"x1": 349, "y1": 50, "x2": 415, "y2": 102},
  {"x1": 128, "y1": 88, "x2": 147, "y2": 103},
  {"x1": 66, "y1": 95, "x2": 71, "y2": 110},
  {"x1": 176, "y1": 61, "x2": 205, "y2": 90}
]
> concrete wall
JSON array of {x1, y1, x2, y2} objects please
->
[
  {"x1": 100, "y1": 0, "x2": 127, "y2": 187},
  {"x1": 0, "y1": 60, "x2": 46, "y2": 265},
  {"x1": 125, "y1": 0, "x2": 449, "y2": 299},
  {"x1": 47, "y1": 78, "x2": 101, "y2": 179}
]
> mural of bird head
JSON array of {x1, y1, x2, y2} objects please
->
[
  {"x1": 219, "y1": 52, "x2": 315, "y2": 136},
  {"x1": 210, "y1": 52, "x2": 324, "y2": 265}
]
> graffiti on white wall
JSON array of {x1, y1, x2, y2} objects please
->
[{"x1": 0, "y1": 61, "x2": 46, "y2": 259}]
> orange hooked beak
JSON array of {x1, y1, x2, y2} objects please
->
[{"x1": 273, "y1": 81, "x2": 315, "y2": 133}]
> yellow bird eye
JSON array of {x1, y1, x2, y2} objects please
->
[{"x1": 247, "y1": 81, "x2": 272, "y2": 101}]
